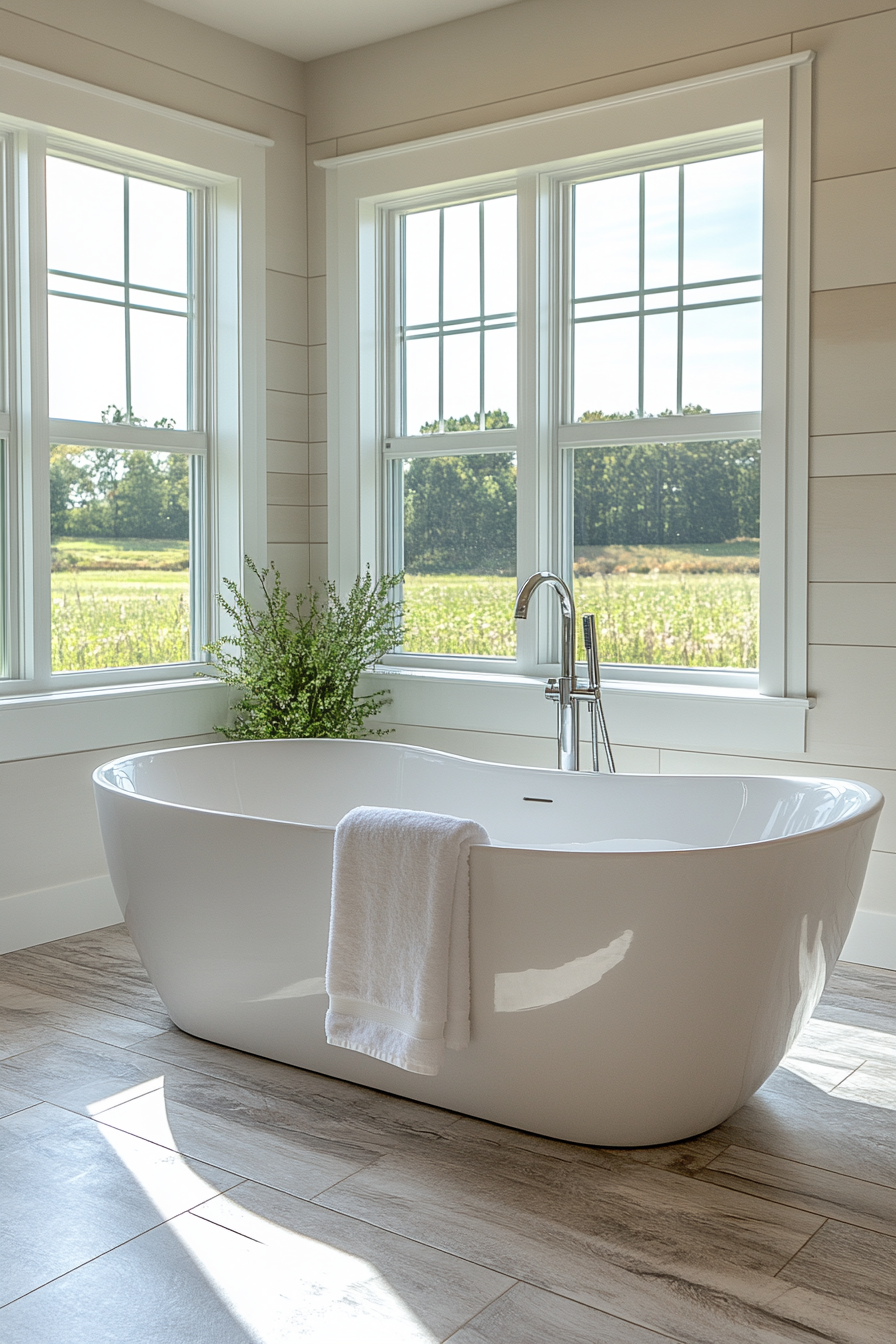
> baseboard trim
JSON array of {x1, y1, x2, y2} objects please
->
[
  {"x1": 841, "y1": 908, "x2": 896, "y2": 972},
  {"x1": 0, "y1": 874, "x2": 121, "y2": 955}
]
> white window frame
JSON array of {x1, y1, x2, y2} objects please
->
[
  {"x1": 0, "y1": 55, "x2": 268, "y2": 758},
  {"x1": 322, "y1": 52, "x2": 814, "y2": 755}
]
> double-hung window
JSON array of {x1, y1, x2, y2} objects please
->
[
  {"x1": 324, "y1": 52, "x2": 813, "y2": 753},
  {"x1": 46, "y1": 154, "x2": 203, "y2": 674},
  {"x1": 0, "y1": 56, "x2": 267, "y2": 748}
]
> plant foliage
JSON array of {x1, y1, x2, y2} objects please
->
[{"x1": 204, "y1": 559, "x2": 403, "y2": 741}]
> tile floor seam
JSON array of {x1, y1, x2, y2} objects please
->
[
  {"x1": 440, "y1": 1279, "x2": 693, "y2": 1344},
  {"x1": 439, "y1": 1281, "x2": 519, "y2": 1342},
  {"x1": 771, "y1": 1217, "x2": 832, "y2": 1281},
  {"x1": 306, "y1": 1191, "x2": 528, "y2": 1281},
  {"x1": 37, "y1": 1023, "x2": 167, "y2": 1049},
  {"x1": 187, "y1": 1206, "x2": 269, "y2": 1246},
  {"x1": 691, "y1": 1172, "x2": 896, "y2": 1239},
  {"x1": 89, "y1": 1077, "x2": 414, "y2": 1174},
  {"x1": 301, "y1": 1153, "x2": 396, "y2": 1202},
  {"x1": 0, "y1": 976, "x2": 161, "y2": 1021},
  {"x1": 0, "y1": 981, "x2": 168, "y2": 1028},
  {"x1": 305, "y1": 1185, "x2": 791, "y2": 1328},
  {"x1": 825, "y1": 1059, "x2": 872, "y2": 1097},
  {"x1": 89, "y1": 1110, "x2": 292, "y2": 1192},
  {"x1": 705, "y1": 1143, "x2": 896, "y2": 1195},
  {"x1": 0, "y1": 1214, "x2": 186, "y2": 1313}
]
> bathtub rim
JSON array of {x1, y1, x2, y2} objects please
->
[{"x1": 92, "y1": 736, "x2": 884, "y2": 856}]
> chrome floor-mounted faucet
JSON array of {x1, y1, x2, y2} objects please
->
[{"x1": 514, "y1": 571, "x2": 615, "y2": 774}]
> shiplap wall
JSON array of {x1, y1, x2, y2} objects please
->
[
  {"x1": 0, "y1": 0, "x2": 307, "y2": 948},
  {"x1": 304, "y1": 0, "x2": 896, "y2": 968}
]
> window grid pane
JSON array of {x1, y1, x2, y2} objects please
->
[
  {"x1": 572, "y1": 437, "x2": 760, "y2": 670},
  {"x1": 47, "y1": 160, "x2": 193, "y2": 429},
  {"x1": 401, "y1": 196, "x2": 517, "y2": 434},
  {"x1": 395, "y1": 452, "x2": 517, "y2": 657},
  {"x1": 50, "y1": 443, "x2": 196, "y2": 672},
  {"x1": 571, "y1": 152, "x2": 762, "y2": 421}
]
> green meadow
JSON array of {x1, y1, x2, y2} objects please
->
[
  {"x1": 51, "y1": 538, "x2": 190, "y2": 671},
  {"x1": 51, "y1": 537, "x2": 759, "y2": 674}
]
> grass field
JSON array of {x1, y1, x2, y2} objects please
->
[
  {"x1": 51, "y1": 538, "x2": 191, "y2": 671},
  {"x1": 50, "y1": 536, "x2": 758, "y2": 674},
  {"x1": 402, "y1": 558, "x2": 759, "y2": 668},
  {"x1": 52, "y1": 536, "x2": 190, "y2": 571}
]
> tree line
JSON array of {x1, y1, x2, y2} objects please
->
[
  {"x1": 403, "y1": 408, "x2": 759, "y2": 574},
  {"x1": 574, "y1": 438, "x2": 760, "y2": 549},
  {"x1": 51, "y1": 445, "x2": 190, "y2": 541}
]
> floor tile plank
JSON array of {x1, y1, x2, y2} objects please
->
[
  {"x1": 774, "y1": 1220, "x2": 896, "y2": 1344},
  {"x1": 313, "y1": 1134, "x2": 833, "y2": 1344},
  {"x1": 697, "y1": 1144, "x2": 896, "y2": 1237},
  {"x1": 0, "y1": 925, "x2": 170, "y2": 1028},
  {"x1": 127, "y1": 1029, "x2": 465, "y2": 1147},
  {"x1": 0, "y1": 980, "x2": 164, "y2": 1049},
  {"x1": 0, "y1": 1102, "x2": 242, "y2": 1308},
  {"x1": 197, "y1": 1181, "x2": 514, "y2": 1341},
  {"x1": 447, "y1": 1282, "x2": 687, "y2": 1343},
  {"x1": 712, "y1": 1066, "x2": 896, "y2": 1189},
  {"x1": 829, "y1": 1059, "x2": 896, "y2": 1110},
  {"x1": 94, "y1": 1081, "x2": 384, "y2": 1200},
  {"x1": 0, "y1": 1036, "x2": 196, "y2": 1116}
]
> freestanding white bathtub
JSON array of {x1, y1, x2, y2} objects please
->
[{"x1": 94, "y1": 739, "x2": 881, "y2": 1146}]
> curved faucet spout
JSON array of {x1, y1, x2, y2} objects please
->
[
  {"x1": 514, "y1": 572, "x2": 578, "y2": 770},
  {"x1": 513, "y1": 572, "x2": 576, "y2": 681}
]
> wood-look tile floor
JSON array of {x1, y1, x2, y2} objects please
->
[{"x1": 0, "y1": 926, "x2": 893, "y2": 1343}]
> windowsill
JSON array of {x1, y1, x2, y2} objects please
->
[
  {"x1": 360, "y1": 664, "x2": 813, "y2": 756},
  {"x1": 0, "y1": 675, "x2": 232, "y2": 764}
]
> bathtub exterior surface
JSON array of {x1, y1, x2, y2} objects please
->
[{"x1": 93, "y1": 739, "x2": 881, "y2": 1146}]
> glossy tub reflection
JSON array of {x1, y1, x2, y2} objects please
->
[{"x1": 93, "y1": 739, "x2": 881, "y2": 1146}]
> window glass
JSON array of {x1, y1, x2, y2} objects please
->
[
  {"x1": 50, "y1": 444, "x2": 195, "y2": 671},
  {"x1": 396, "y1": 452, "x2": 517, "y2": 656},
  {"x1": 572, "y1": 435, "x2": 760, "y2": 668},
  {"x1": 572, "y1": 151, "x2": 762, "y2": 419},
  {"x1": 402, "y1": 195, "x2": 517, "y2": 433},
  {"x1": 46, "y1": 157, "x2": 191, "y2": 427}
]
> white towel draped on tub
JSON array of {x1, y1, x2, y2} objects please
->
[{"x1": 325, "y1": 806, "x2": 489, "y2": 1075}]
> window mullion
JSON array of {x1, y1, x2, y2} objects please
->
[
  {"x1": 21, "y1": 131, "x2": 51, "y2": 687},
  {"x1": 514, "y1": 170, "x2": 557, "y2": 676}
]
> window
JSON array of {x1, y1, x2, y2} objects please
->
[
  {"x1": 392, "y1": 195, "x2": 519, "y2": 656},
  {"x1": 567, "y1": 151, "x2": 762, "y2": 672},
  {"x1": 0, "y1": 57, "x2": 267, "y2": 724},
  {"x1": 47, "y1": 157, "x2": 201, "y2": 673},
  {"x1": 324, "y1": 52, "x2": 812, "y2": 753}
]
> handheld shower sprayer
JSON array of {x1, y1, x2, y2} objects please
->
[{"x1": 582, "y1": 613, "x2": 615, "y2": 774}]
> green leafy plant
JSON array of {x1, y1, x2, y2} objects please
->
[{"x1": 204, "y1": 558, "x2": 403, "y2": 740}]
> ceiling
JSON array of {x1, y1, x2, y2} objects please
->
[{"x1": 142, "y1": 0, "x2": 522, "y2": 62}]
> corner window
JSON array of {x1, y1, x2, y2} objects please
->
[
  {"x1": 325, "y1": 52, "x2": 812, "y2": 739},
  {"x1": 0, "y1": 66, "x2": 267, "y2": 705}
]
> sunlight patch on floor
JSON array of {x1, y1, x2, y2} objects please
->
[{"x1": 88, "y1": 1080, "x2": 438, "y2": 1344}]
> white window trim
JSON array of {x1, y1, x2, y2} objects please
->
[
  {"x1": 321, "y1": 51, "x2": 814, "y2": 755},
  {"x1": 0, "y1": 54, "x2": 268, "y2": 761}
]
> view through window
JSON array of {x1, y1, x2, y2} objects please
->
[
  {"x1": 570, "y1": 151, "x2": 762, "y2": 669},
  {"x1": 397, "y1": 196, "x2": 518, "y2": 655},
  {"x1": 392, "y1": 151, "x2": 763, "y2": 668},
  {"x1": 46, "y1": 157, "x2": 199, "y2": 672}
]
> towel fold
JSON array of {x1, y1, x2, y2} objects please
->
[{"x1": 325, "y1": 806, "x2": 489, "y2": 1075}]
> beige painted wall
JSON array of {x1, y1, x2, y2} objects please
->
[
  {"x1": 0, "y1": 0, "x2": 307, "y2": 944},
  {"x1": 304, "y1": 0, "x2": 896, "y2": 964}
]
